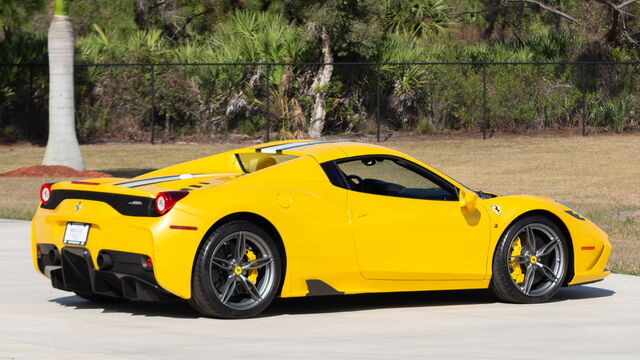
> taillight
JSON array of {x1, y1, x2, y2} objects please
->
[
  {"x1": 143, "y1": 257, "x2": 153, "y2": 271},
  {"x1": 40, "y1": 183, "x2": 54, "y2": 204},
  {"x1": 154, "y1": 191, "x2": 189, "y2": 215}
]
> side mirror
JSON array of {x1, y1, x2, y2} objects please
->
[{"x1": 459, "y1": 188, "x2": 479, "y2": 213}]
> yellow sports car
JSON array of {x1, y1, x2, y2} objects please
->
[{"x1": 31, "y1": 141, "x2": 611, "y2": 318}]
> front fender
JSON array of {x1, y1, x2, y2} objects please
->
[{"x1": 480, "y1": 195, "x2": 611, "y2": 285}]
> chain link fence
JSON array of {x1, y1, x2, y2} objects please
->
[{"x1": 1, "y1": 62, "x2": 639, "y2": 143}]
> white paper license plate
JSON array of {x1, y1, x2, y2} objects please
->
[{"x1": 63, "y1": 222, "x2": 90, "y2": 246}]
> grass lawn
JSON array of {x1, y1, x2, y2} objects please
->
[{"x1": 1, "y1": 135, "x2": 638, "y2": 274}]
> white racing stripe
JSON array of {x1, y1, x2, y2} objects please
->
[
  {"x1": 116, "y1": 174, "x2": 219, "y2": 188},
  {"x1": 257, "y1": 141, "x2": 326, "y2": 154},
  {"x1": 117, "y1": 142, "x2": 328, "y2": 188}
]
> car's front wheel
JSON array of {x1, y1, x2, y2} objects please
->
[
  {"x1": 490, "y1": 215, "x2": 569, "y2": 303},
  {"x1": 189, "y1": 220, "x2": 281, "y2": 318}
]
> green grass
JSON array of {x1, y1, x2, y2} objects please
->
[{"x1": 1, "y1": 136, "x2": 638, "y2": 274}]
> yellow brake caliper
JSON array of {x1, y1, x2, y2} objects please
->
[
  {"x1": 509, "y1": 237, "x2": 525, "y2": 284},
  {"x1": 245, "y1": 249, "x2": 258, "y2": 284}
]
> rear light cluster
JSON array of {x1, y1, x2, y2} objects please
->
[
  {"x1": 142, "y1": 256, "x2": 153, "y2": 271},
  {"x1": 40, "y1": 183, "x2": 54, "y2": 205},
  {"x1": 40, "y1": 184, "x2": 188, "y2": 216},
  {"x1": 154, "y1": 191, "x2": 189, "y2": 215},
  {"x1": 40, "y1": 181, "x2": 98, "y2": 205}
]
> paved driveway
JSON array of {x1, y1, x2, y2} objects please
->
[{"x1": 1, "y1": 219, "x2": 638, "y2": 359}]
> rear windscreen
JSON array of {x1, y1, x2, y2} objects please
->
[{"x1": 236, "y1": 153, "x2": 297, "y2": 173}]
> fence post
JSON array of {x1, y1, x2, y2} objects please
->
[
  {"x1": 581, "y1": 63, "x2": 587, "y2": 137},
  {"x1": 482, "y1": 63, "x2": 487, "y2": 140},
  {"x1": 150, "y1": 64, "x2": 156, "y2": 145},
  {"x1": 27, "y1": 65, "x2": 33, "y2": 139},
  {"x1": 376, "y1": 64, "x2": 381, "y2": 143},
  {"x1": 265, "y1": 64, "x2": 271, "y2": 142}
]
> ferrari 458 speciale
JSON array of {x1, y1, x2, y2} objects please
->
[{"x1": 32, "y1": 141, "x2": 611, "y2": 318}]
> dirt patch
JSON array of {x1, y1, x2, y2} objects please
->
[{"x1": 0, "y1": 165, "x2": 111, "y2": 178}]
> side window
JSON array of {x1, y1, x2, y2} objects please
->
[{"x1": 334, "y1": 157, "x2": 457, "y2": 201}]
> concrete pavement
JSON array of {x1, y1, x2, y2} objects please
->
[{"x1": 1, "y1": 218, "x2": 638, "y2": 359}]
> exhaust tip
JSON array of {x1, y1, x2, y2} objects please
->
[
  {"x1": 48, "y1": 248, "x2": 60, "y2": 265},
  {"x1": 97, "y1": 252, "x2": 113, "y2": 270}
]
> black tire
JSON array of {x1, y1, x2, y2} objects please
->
[
  {"x1": 490, "y1": 215, "x2": 569, "y2": 303},
  {"x1": 74, "y1": 291, "x2": 129, "y2": 303},
  {"x1": 189, "y1": 220, "x2": 282, "y2": 319}
]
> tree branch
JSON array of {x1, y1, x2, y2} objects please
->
[
  {"x1": 594, "y1": 0, "x2": 635, "y2": 17},
  {"x1": 507, "y1": 0, "x2": 579, "y2": 23},
  {"x1": 454, "y1": 9, "x2": 490, "y2": 19},
  {"x1": 184, "y1": 8, "x2": 214, "y2": 29},
  {"x1": 593, "y1": 1, "x2": 640, "y2": 42},
  {"x1": 149, "y1": 1, "x2": 167, "y2": 11},
  {"x1": 616, "y1": 0, "x2": 640, "y2": 9}
]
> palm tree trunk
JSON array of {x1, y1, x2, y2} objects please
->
[
  {"x1": 308, "y1": 26, "x2": 333, "y2": 139},
  {"x1": 43, "y1": 0, "x2": 84, "y2": 170}
]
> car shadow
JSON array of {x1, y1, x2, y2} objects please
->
[
  {"x1": 262, "y1": 289, "x2": 496, "y2": 317},
  {"x1": 49, "y1": 296, "x2": 200, "y2": 319},
  {"x1": 551, "y1": 284, "x2": 616, "y2": 302},
  {"x1": 49, "y1": 284, "x2": 614, "y2": 319},
  {"x1": 262, "y1": 285, "x2": 615, "y2": 317}
]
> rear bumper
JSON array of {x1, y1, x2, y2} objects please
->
[
  {"x1": 39, "y1": 245, "x2": 177, "y2": 301},
  {"x1": 31, "y1": 202, "x2": 211, "y2": 298}
]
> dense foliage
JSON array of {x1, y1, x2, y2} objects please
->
[{"x1": 1, "y1": 0, "x2": 640, "y2": 142}]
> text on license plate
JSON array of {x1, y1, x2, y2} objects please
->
[{"x1": 63, "y1": 222, "x2": 90, "y2": 245}]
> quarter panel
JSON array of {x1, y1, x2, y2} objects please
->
[{"x1": 166, "y1": 155, "x2": 358, "y2": 298}]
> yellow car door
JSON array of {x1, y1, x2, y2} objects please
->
[{"x1": 332, "y1": 155, "x2": 491, "y2": 281}]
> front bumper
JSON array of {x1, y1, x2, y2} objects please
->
[
  {"x1": 37, "y1": 245, "x2": 177, "y2": 301},
  {"x1": 565, "y1": 218, "x2": 613, "y2": 286}
]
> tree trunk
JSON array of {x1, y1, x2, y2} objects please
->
[
  {"x1": 606, "y1": 7, "x2": 621, "y2": 44},
  {"x1": 43, "y1": 5, "x2": 85, "y2": 170},
  {"x1": 134, "y1": 0, "x2": 148, "y2": 29},
  {"x1": 308, "y1": 26, "x2": 333, "y2": 139}
]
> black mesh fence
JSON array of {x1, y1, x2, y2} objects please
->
[
  {"x1": 0, "y1": 64, "x2": 48, "y2": 143},
  {"x1": 486, "y1": 63, "x2": 583, "y2": 133},
  {"x1": 1, "y1": 62, "x2": 640, "y2": 143}
]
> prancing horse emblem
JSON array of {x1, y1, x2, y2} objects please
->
[
  {"x1": 75, "y1": 201, "x2": 82, "y2": 213},
  {"x1": 491, "y1": 204, "x2": 502, "y2": 216}
]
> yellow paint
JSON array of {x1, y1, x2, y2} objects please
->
[
  {"x1": 31, "y1": 140, "x2": 611, "y2": 300},
  {"x1": 245, "y1": 249, "x2": 258, "y2": 284},
  {"x1": 509, "y1": 238, "x2": 525, "y2": 284}
]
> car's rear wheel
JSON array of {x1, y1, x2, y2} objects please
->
[
  {"x1": 189, "y1": 220, "x2": 281, "y2": 318},
  {"x1": 490, "y1": 215, "x2": 568, "y2": 303}
]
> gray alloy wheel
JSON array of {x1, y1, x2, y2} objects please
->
[
  {"x1": 507, "y1": 223, "x2": 566, "y2": 296},
  {"x1": 208, "y1": 231, "x2": 276, "y2": 311},
  {"x1": 190, "y1": 220, "x2": 281, "y2": 318},
  {"x1": 490, "y1": 215, "x2": 569, "y2": 303}
]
